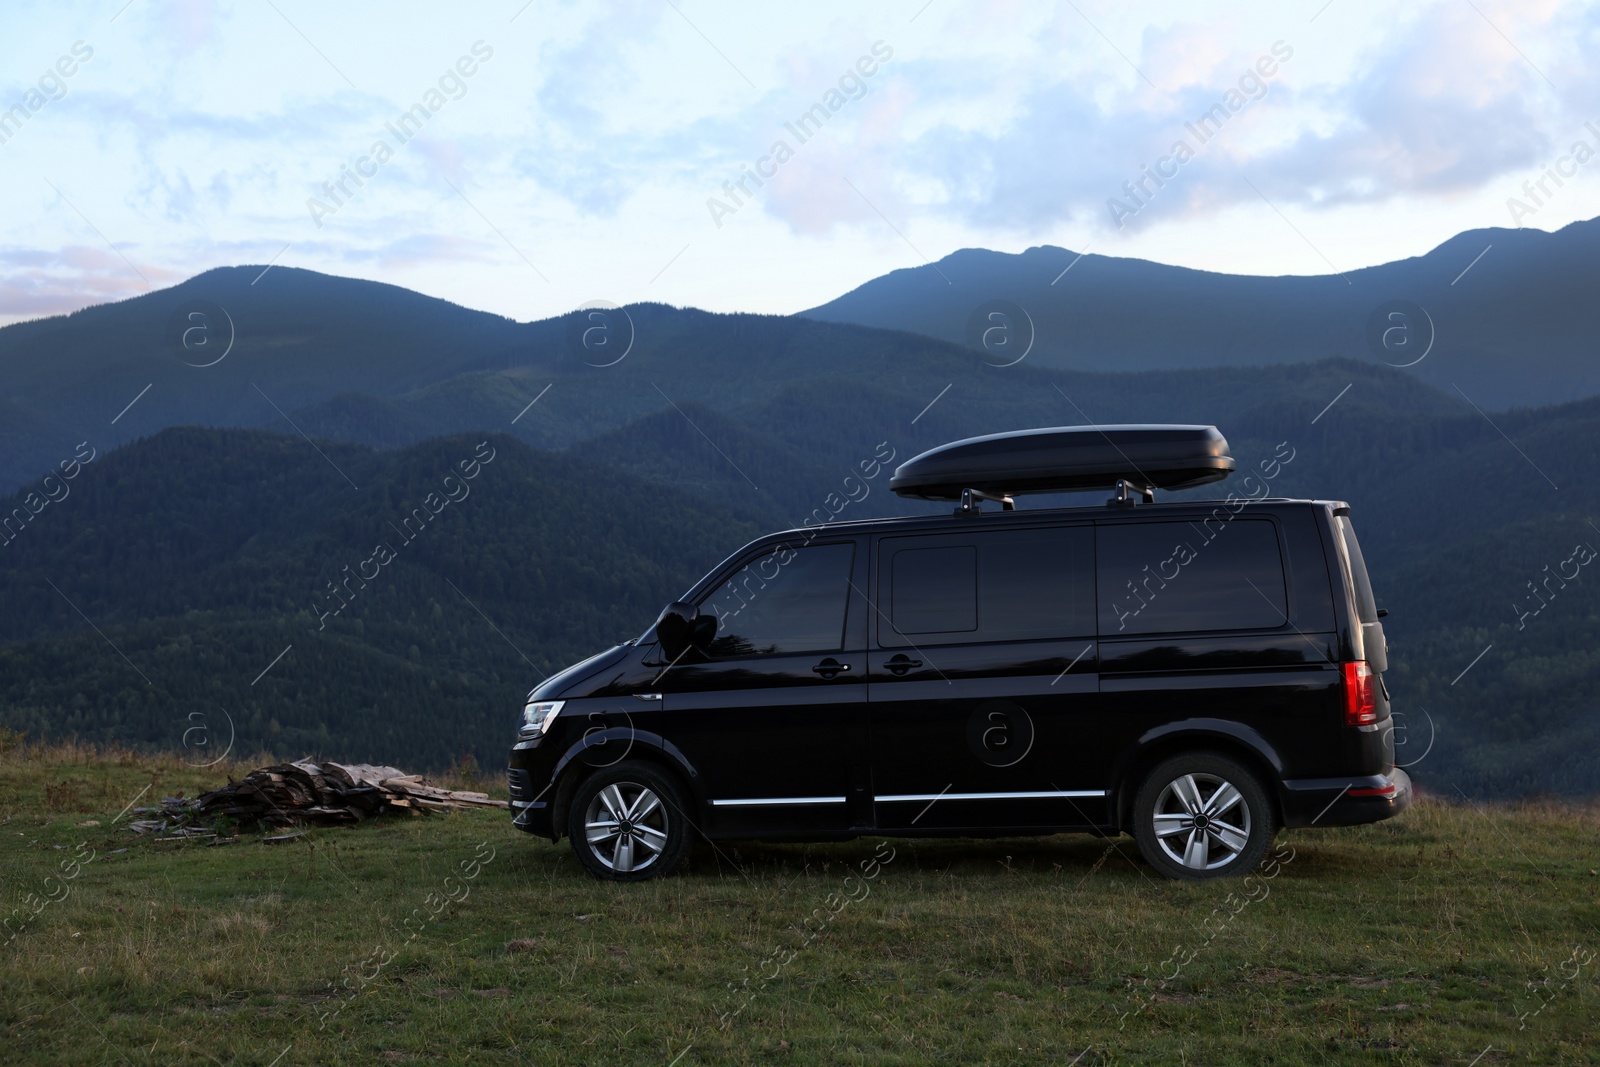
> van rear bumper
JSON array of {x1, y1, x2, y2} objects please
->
[{"x1": 1278, "y1": 767, "x2": 1412, "y2": 828}]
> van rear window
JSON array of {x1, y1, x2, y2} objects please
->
[
  {"x1": 1337, "y1": 515, "x2": 1379, "y2": 624},
  {"x1": 1097, "y1": 519, "x2": 1288, "y2": 635}
]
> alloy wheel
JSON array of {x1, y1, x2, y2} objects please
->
[
  {"x1": 1151, "y1": 772, "x2": 1253, "y2": 872},
  {"x1": 583, "y1": 781, "x2": 670, "y2": 874}
]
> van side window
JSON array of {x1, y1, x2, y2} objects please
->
[
  {"x1": 879, "y1": 527, "x2": 1095, "y2": 647},
  {"x1": 892, "y1": 546, "x2": 977, "y2": 634},
  {"x1": 1097, "y1": 520, "x2": 1288, "y2": 636},
  {"x1": 699, "y1": 542, "x2": 855, "y2": 656}
]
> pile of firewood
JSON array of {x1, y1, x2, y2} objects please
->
[{"x1": 127, "y1": 759, "x2": 507, "y2": 835}]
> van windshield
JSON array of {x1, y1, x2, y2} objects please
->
[{"x1": 1337, "y1": 515, "x2": 1379, "y2": 624}]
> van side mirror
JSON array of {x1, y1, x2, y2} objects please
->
[{"x1": 655, "y1": 601, "x2": 712, "y2": 661}]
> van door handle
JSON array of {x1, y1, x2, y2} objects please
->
[
  {"x1": 812, "y1": 658, "x2": 850, "y2": 678},
  {"x1": 885, "y1": 654, "x2": 922, "y2": 675}
]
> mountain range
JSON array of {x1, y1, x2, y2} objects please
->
[
  {"x1": 5, "y1": 217, "x2": 1599, "y2": 496},
  {"x1": 805, "y1": 219, "x2": 1600, "y2": 410}
]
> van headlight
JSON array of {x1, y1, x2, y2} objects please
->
[{"x1": 522, "y1": 699, "x2": 564, "y2": 735}]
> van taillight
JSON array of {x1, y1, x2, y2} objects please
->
[{"x1": 1342, "y1": 661, "x2": 1377, "y2": 726}]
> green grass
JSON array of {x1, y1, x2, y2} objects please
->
[{"x1": 1, "y1": 743, "x2": 1597, "y2": 1065}]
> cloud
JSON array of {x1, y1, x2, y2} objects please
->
[
  {"x1": 339, "y1": 233, "x2": 497, "y2": 271},
  {"x1": 727, "y1": 44, "x2": 917, "y2": 235},
  {"x1": 503, "y1": 0, "x2": 678, "y2": 217},
  {"x1": 1, "y1": 0, "x2": 1593, "y2": 322},
  {"x1": 165, "y1": 0, "x2": 223, "y2": 51},
  {"x1": 901, "y1": 76, "x2": 1138, "y2": 231},
  {"x1": 0, "y1": 244, "x2": 180, "y2": 319},
  {"x1": 1234, "y1": 2, "x2": 1561, "y2": 208},
  {"x1": 860, "y1": 2, "x2": 1594, "y2": 237}
]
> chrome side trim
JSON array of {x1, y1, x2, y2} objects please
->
[
  {"x1": 710, "y1": 796, "x2": 848, "y2": 807},
  {"x1": 875, "y1": 790, "x2": 1107, "y2": 802}
]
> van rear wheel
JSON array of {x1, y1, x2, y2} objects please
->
[
  {"x1": 566, "y1": 762, "x2": 692, "y2": 881},
  {"x1": 1133, "y1": 753, "x2": 1275, "y2": 880}
]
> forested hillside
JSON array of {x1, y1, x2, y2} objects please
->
[
  {"x1": 0, "y1": 430, "x2": 757, "y2": 768},
  {"x1": 1, "y1": 360, "x2": 1597, "y2": 794}
]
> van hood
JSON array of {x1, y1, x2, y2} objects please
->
[{"x1": 529, "y1": 643, "x2": 634, "y2": 701}]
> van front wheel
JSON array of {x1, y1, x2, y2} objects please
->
[
  {"x1": 1133, "y1": 753, "x2": 1275, "y2": 880},
  {"x1": 566, "y1": 762, "x2": 692, "y2": 881}
]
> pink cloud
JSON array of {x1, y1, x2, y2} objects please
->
[
  {"x1": 761, "y1": 85, "x2": 914, "y2": 235},
  {"x1": 0, "y1": 244, "x2": 180, "y2": 321}
]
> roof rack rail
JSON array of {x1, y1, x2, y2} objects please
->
[
  {"x1": 1108, "y1": 479, "x2": 1155, "y2": 508},
  {"x1": 954, "y1": 487, "x2": 1015, "y2": 516}
]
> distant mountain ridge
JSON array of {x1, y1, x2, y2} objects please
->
[
  {"x1": 2, "y1": 216, "x2": 1597, "y2": 493},
  {"x1": 801, "y1": 219, "x2": 1600, "y2": 409},
  {"x1": 0, "y1": 263, "x2": 1454, "y2": 494}
]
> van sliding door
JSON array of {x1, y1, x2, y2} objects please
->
[{"x1": 865, "y1": 524, "x2": 1107, "y2": 832}]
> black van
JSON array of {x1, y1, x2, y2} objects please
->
[{"x1": 507, "y1": 425, "x2": 1409, "y2": 881}]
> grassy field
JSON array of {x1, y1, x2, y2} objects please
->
[{"x1": 1, "y1": 742, "x2": 1596, "y2": 1066}]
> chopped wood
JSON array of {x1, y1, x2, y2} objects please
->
[{"x1": 129, "y1": 759, "x2": 509, "y2": 833}]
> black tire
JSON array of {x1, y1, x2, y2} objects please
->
[
  {"x1": 1133, "y1": 752, "x2": 1276, "y2": 881},
  {"x1": 566, "y1": 762, "x2": 693, "y2": 882}
]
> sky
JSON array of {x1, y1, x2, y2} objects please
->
[{"x1": 0, "y1": 0, "x2": 1596, "y2": 326}]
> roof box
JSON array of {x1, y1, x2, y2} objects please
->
[{"x1": 890, "y1": 425, "x2": 1234, "y2": 506}]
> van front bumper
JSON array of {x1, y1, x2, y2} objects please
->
[
  {"x1": 507, "y1": 764, "x2": 555, "y2": 838},
  {"x1": 1278, "y1": 767, "x2": 1412, "y2": 828}
]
